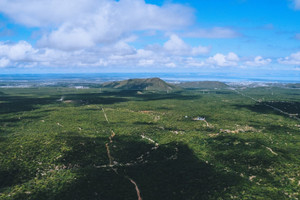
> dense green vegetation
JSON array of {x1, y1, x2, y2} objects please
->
[{"x1": 0, "y1": 85, "x2": 299, "y2": 199}]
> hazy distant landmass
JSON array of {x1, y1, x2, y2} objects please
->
[
  {"x1": 0, "y1": 73, "x2": 299, "y2": 89},
  {"x1": 0, "y1": 73, "x2": 299, "y2": 84},
  {"x1": 177, "y1": 81, "x2": 228, "y2": 89},
  {"x1": 286, "y1": 83, "x2": 300, "y2": 88}
]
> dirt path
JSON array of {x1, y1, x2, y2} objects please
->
[
  {"x1": 105, "y1": 130, "x2": 115, "y2": 166},
  {"x1": 203, "y1": 120, "x2": 209, "y2": 127},
  {"x1": 141, "y1": 134, "x2": 159, "y2": 147},
  {"x1": 99, "y1": 107, "x2": 180, "y2": 199},
  {"x1": 265, "y1": 146, "x2": 278, "y2": 155},
  {"x1": 126, "y1": 177, "x2": 142, "y2": 200},
  {"x1": 102, "y1": 107, "x2": 110, "y2": 123},
  {"x1": 101, "y1": 107, "x2": 143, "y2": 200}
]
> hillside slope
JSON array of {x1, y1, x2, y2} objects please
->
[{"x1": 100, "y1": 78, "x2": 178, "y2": 91}]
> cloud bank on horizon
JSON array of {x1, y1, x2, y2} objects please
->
[{"x1": 0, "y1": 0, "x2": 299, "y2": 73}]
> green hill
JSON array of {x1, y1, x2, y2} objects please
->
[
  {"x1": 178, "y1": 81, "x2": 228, "y2": 89},
  {"x1": 100, "y1": 78, "x2": 178, "y2": 91}
]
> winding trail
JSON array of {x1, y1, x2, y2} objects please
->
[
  {"x1": 101, "y1": 107, "x2": 143, "y2": 200},
  {"x1": 94, "y1": 132, "x2": 178, "y2": 169},
  {"x1": 98, "y1": 107, "x2": 180, "y2": 199}
]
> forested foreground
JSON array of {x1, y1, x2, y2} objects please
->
[{"x1": 0, "y1": 87, "x2": 299, "y2": 199}]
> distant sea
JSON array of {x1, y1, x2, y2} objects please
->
[{"x1": 0, "y1": 73, "x2": 299, "y2": 85}]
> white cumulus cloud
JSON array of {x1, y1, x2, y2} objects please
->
[
  {"x1": 0, "y1": 57, "x2": 10, "y2": 67},
  {"x1": 244, "y1": 56, "x2": 272, "y2": 66},
  {"x1": 0, "y1": 0, "x2": 194, "y2": 50},
  {"x1": 163, "y1": 34, "x2": 210, "y2": 56},
  {"x1": 278, "y1": 51, "x2": 300, "y2": 65},
  {"x1": 0, "y1": 41, "x2": 36, "y2": 61},
  {"x1": 207, "y1": 52, "x2": 239, "y2": 67},
  {"x1": 0, "y1": 39, "x2": 276, "y2": 71}
]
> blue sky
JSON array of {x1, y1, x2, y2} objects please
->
[{"x1": 0, "y1": 0, "x2": 300, "y2": 77}]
